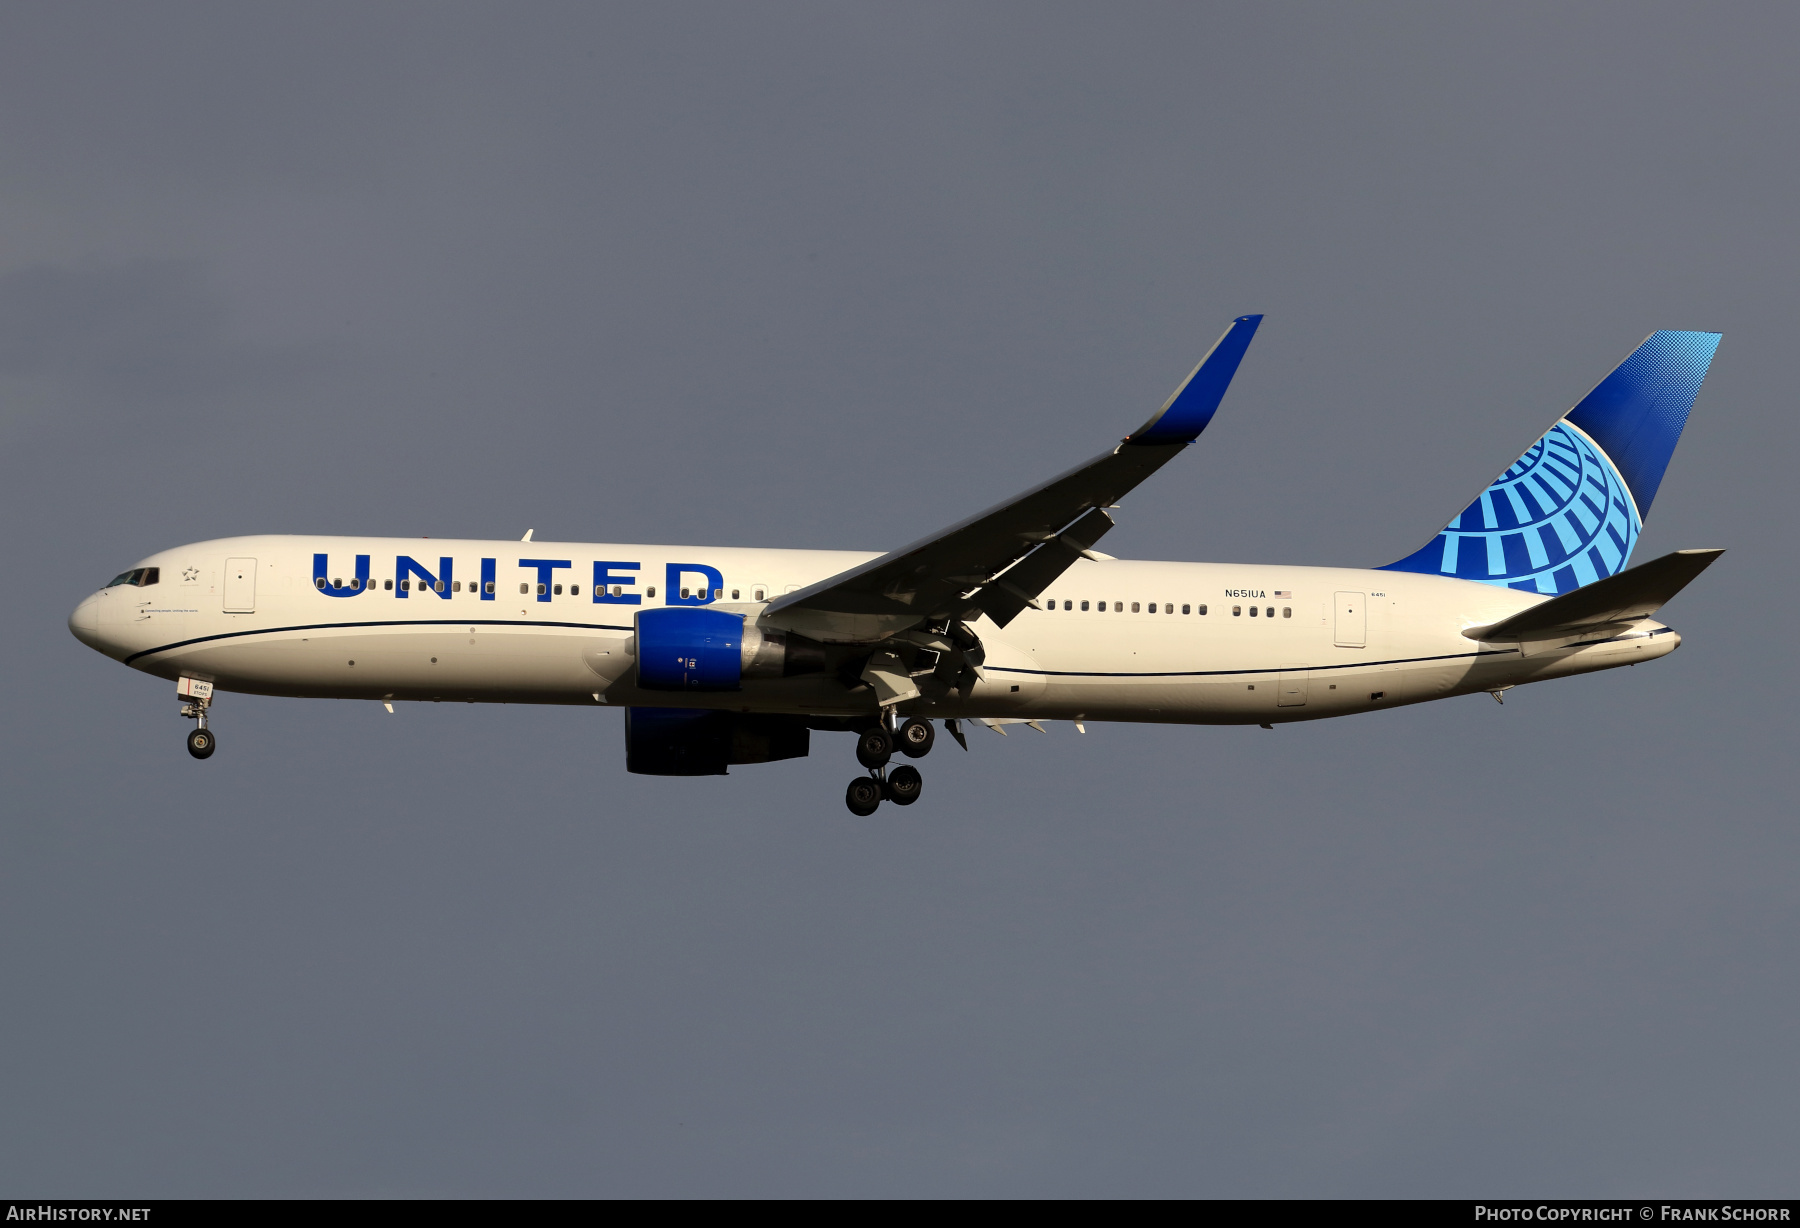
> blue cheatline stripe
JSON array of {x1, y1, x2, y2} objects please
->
[
  {"x1": 125, "y1": 620, "x2": 1670, "y2": 675},
  {"x1": 122, "y1": 618, "x2": 635, "y2": 666}
]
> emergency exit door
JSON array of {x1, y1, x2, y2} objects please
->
[
  {"x1": 1334, "y1": 591, "x2": 1365, "y2": 647},
  {"x1": 224, "y1": 558, "x2": 257, "y2": 612}
]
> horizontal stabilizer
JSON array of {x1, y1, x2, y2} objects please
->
[{"x1": 1464, "y1": 548, "x2": 1723, "y2": 642}]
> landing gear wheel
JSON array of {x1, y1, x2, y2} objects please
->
[
  {"x1": 855, "y1": 726, "x2": 894, "y2": 769},
  {"x1": 885, "y1": 764, "x2": 923, "y2": 805},
  {"x1": 897, "y1": 718, "x2": 935, "y2": 758},
  {"x1": 186, "y1": 728, "x2": 216, "y2": 760},
  {"x1": 845, "y1": 776, "x2": 883, "y2": 816}
]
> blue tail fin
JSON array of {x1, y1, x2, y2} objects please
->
[{"x1": 1381, "y1": 330, "x2": 1721, "y2": 594}]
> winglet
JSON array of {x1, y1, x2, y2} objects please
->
[{"x1": 1126, "y1": 315, "x2": 1264, "y2": 445}]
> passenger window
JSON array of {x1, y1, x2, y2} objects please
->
[
  {"x1": 680, "y1": 588, "x2": 689, "y2": 599},
  {"x1": 1249, "y1": 605, "x2": 1258, "y2": 617},
  {"x1": 1233, "y1": 605, "x2": 1241, "y2": 616},
  {"x1": 401, "y1": 579, "x2": 410, "y2": 591},
  {"x1": 519, "y1": 583, "x2": 529, "y2": 594},
  {"x1": 436, "y1": 581, "x2": 445, "y2": 593},
  {"x1": 484, "y1": 581, "x2": 494, "y2": 594},
  {"x1": 1130, "y1": 602, "x2": 1139, "y2": 613},
  {"x1": 713, "y1": 588, "x2": 722, "y2": 599},
  {"x1": 753, "y1": 588, "x2": 765, "y2": 601},
  {"x1": 315, "y1": 576, "x2": 327, "y2": 589},
  {"x1": 647, "y1": 587, "x2": 657, "y2": 598},
  {"x1": 731, "y1": 589, "x2": 740, "y2": 599},
  {"x1": 1282, "y1": 607, "x2": 1291, "y2": 618},
  {"x1": 1198, "y1": 604, "x2": 1207, "y2": 615},
  {"x1": 1265, "y1": 607, "x2": 1273, "y2": 618},
  {"x1": 1063, "y1": 600, "x2": 1071, "y2": 610},
  {"x1": 536, "y1": 583, "x2": 547, "y2": 595},
  {"x1": 554, "y1": 584, "x2": 564, "y2": 595},
  {"x1": 452, "y1": 581, "x2": 460, "y2": 592},
  {"x1": 351, "y1": 578, "x2": 362, "y2": 590},
  {"x1": 1080, "y1": 600, "x2": 1089, "y2": 611},
  {"x1": 1113, "y1": 602, "x2": 1122, "y2": 612},
  {"x1": 1181, "y1": 604, "x2": 1190, "y2": 614},
  {"x1": 385, "y1": 579, "x2": 393, "y2": 590}
]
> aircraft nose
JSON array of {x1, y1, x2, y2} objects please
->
[{"x1": 68, "y1": 592, "x2": 103, "y2": 650}]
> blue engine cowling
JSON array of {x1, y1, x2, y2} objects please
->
[
  {"x1": 635, "y1": 607, "x2": 745, "y2": 690},
  {"x1": 633, "y1": 606, "x2": 827, "y2": 692}
]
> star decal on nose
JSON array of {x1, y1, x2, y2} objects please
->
[{"x1": 182, "y1": 567, "x2": 200, "y2": 582}]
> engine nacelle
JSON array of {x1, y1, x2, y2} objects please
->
[
  {"x1": 623, "y1": 708, "x2": 810, "y2": 776},
  {"x1": 633, "y1": 607, "x2": 826, "y2": 692}
]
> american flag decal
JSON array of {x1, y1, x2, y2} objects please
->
[{"x1": 1274, "y1": 590, "x2": 1292, "y2": 598}]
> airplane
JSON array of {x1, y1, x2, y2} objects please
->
[{"x1": 68, "y1": 317, "x2": 1724, "y2": 815}]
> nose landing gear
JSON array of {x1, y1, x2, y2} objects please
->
[{"x1": 178, "y1": 677, "x2": 216, "y2": 760}]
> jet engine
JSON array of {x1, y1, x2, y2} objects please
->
[
  {"x1": 623, "y1": 707, "x2": 811, "y2": 775},
  {"x1": 633, "y1": 607, "x2": 827, "y2": 692}
]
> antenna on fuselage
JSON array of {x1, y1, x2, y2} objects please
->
[{"x1": 521, "y1": 529, "x2": 534, "y2": 541}]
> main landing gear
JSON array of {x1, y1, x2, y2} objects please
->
[
  {"x1": 178, "y1": 677, "x2": 216, "y2": 760},
  {"x1": 844, "y1": 715, "x2": 934, "y2": 815}
]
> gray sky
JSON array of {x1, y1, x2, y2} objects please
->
[{"x1": 2, "y1": 2, "x2": 1795, "y2": 1197}]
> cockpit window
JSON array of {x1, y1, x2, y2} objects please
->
[{"x1": 105, "y1": 567, "x2": 159, "y2": 588}]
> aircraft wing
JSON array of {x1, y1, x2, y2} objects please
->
[
  {"x1": 1465, "y1": 547, "x2": 1725, "y2": 642},
  {"x1": 761, "y1": 316, "x2": 1263, "y2": 642}
]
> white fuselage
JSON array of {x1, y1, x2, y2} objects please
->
[{"x1": 68, "y1": 535, "x2": 1679, "y2": 724}]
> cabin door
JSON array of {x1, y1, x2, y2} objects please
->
[
  {"x1": 224, "y1": 558, "x2": 257, "y2": 613},
  {"x1": 1334, "y1": 591, "x2": 1365, "y2": 648}
]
